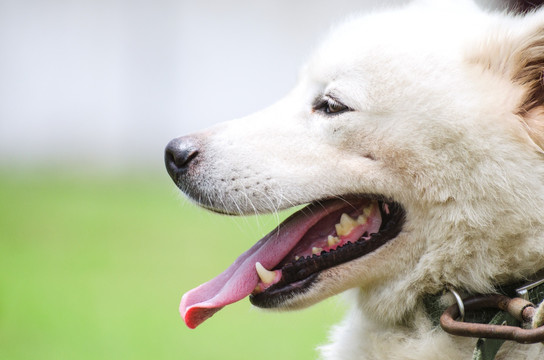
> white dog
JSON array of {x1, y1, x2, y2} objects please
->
[{"x1": 165, "y1": 1, "x2": 544, "y2": 359}]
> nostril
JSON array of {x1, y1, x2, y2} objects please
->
[
  {"x1": 164, "y1": 136, "x2": 200, "y2": 176},
  {"x1": 171, "y1": 147, "x2": 198, "y2": 168}
]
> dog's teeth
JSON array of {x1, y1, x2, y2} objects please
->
[
  {"x1": 328, "y1": 235, "x2": 340, "y2": 247},
  {"x1": 312, "y1": 247, "x2": 323, "y2": 255},
  {"x1": 360, "y1": 202, "x2": 375, "y2": 217},
  {"x1": 335, "y1": 223, "x2": 343, "y2": 236},
  {"x1": 295, "y1": 256, "x2": 300, "y2": 261},
  {"x1": 336, "y1": 213, "x2": 359, "y2": 236},
  {"x1": 355, "y1": 201, "x2": 377, "y2": 225},
  {"x1": 255, "y1": 262, "x2": 276, "y2": 284},
  {"x1": 340, "y1": 213, "x2": 358, "y2": 227}
]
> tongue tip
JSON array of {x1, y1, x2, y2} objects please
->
[
  {"x1": 180, "y1": 302, "x2": 224, "y2": 329},
  {"x1": 183, "y1": 316, "x2": 198, "y2": 329}
]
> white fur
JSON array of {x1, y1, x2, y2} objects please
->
[{"x1": 175, "y1": 1, "x2": 544, "y2": 358}]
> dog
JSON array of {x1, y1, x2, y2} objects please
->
[{"x1": 165, "y1": 1, "x2": 544, "y2": 358}]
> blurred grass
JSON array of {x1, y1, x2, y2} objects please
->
[{"x1": 0, "y1": 170, "x2": 346, "y2": 360}]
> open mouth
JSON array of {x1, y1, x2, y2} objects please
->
[
  {"x1": 180, "y1": 196, "x2": 405, "y2": 329},
  {"x1": 250, "y1": 198, "x2": 404, "y2": 307}
]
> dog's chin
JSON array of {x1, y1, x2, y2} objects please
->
[{"x1": 248, "y1": 196, "x2": 405, "y2": 309}]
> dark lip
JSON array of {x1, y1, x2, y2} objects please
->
[
  {"x1": 250, "y1": 273, "x2": 320, "y2": 308},
  {"x1": 249, "y1": 199, "x2": 405, "y2": 308}
]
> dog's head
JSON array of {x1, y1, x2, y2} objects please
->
[{"x1": 166, "y1": 1, "x2": 544, "y2": 328}]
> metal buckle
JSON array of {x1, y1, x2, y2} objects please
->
[
  {"x1": 449, "y1": 288, "x2": 465, "y2": 322},
  {"x1": 516, "y1": 277, "x2": 544, "y2": 301},
  {"x1": 440, "y1": 294, "x2": 544, "y2": 344}
]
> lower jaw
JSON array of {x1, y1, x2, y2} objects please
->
[{"x1": 250, "y1": 273, "x2": 319, "y2": 308}]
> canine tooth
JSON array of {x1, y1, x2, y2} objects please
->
[
  {"x1": 312, "y1": 247, "x2": 323, "y2": 255},
  {"x1": 328, "y1": 235, "x2": 340, "y2": 247},
  {"x1": 255, "y1": 262, "x2": 276, "y2": 284},
  {"x1": 295, "y1": 256, "x2": 300, "y2": 261}
]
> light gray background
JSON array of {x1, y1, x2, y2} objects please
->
[{"x1": 0, "y1": 0, "x2": 504, "y2": 171}]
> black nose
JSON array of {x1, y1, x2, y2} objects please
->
[{"x1": 164, "y1": 136, "x2": 200, "y2": 180}]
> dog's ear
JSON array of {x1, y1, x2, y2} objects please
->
[
  {"x1": 512, "y1": 22, "x2": 544, "y2": 150},
  {"x1": 470, "y1": 16, "x2": 544, "y2": 150}
]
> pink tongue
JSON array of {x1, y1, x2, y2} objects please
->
[{"x1": 180, "y1": 201, "x2": 348, "y2": 329}]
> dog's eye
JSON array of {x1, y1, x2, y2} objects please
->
[
  {"x1": 325, "y1": 101, "x2": 347, "y2": 114},
  {"x1": 313, "y1": 97, "x2": 350, "y2": 115}
]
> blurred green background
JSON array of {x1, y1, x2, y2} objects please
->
[
  {"x1": 0, "y1": 1, "x2": 518, "y2": 358},
  {"x1": 0, "y1": 170, "x2": 346, "y2": 360},
  {"x1": 0, "y1": 1, "x2": 381, "y2": 358}
]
